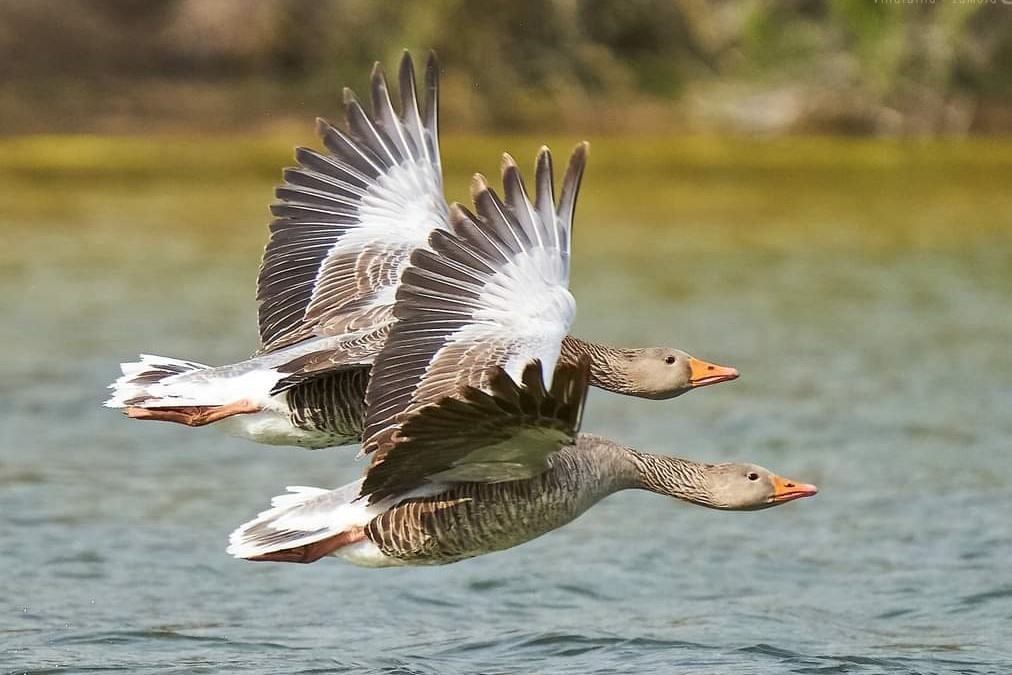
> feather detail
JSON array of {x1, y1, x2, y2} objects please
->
[
  {"x1": 362, "y1": 357, "x2": 590, "y2": 503},
  {"x1": 257, "y1": 52, "x2": 446, "y2": 357},
  {"x1": 361, "y1": 146, "x2": 588, "y2": 458}
]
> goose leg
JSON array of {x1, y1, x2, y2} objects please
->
[
  {"x1": 245, "y1": 527, "x2": 367, "y2": 564},
  {"x1": 124, "y1": 399, "x2": 261, "y2": 426}
]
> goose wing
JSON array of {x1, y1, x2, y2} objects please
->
[
  {"x1": 362, "y1": 358, "x2": 589, "y2": 502},
  {"x1": 257, "y1": 51, "x2": 447, "y2": 358},
  {"x1": 359, "y1": 145, "x2": 589, "y2": 500}
]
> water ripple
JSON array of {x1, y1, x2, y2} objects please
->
[
  {"x1": 959, "y1": 586, "x2": 1012, "y2": 607},
  {"x1": 47, "y1": 629, "x2": 299, "y2": 652}
]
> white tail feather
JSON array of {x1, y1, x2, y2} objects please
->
[
  {"x1": 104, "y1": 354, "x2": 211, "y2": 407},
  {"x1": 226, "y1": 479, "x2": 378, "y2": 559},
  {"x1": 104, "y1": 354, "x2": 282, "y2": 409}
]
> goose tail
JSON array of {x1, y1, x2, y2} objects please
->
[
  {"x1": 104, "y1": 354, "x2": 285, "y2": 409},
  {"x1": 105, "y1": 354, "x2": 214, "y2": 407},
  {"x1": 227, "y1": 479, "x2": 378, "y2": 562}
]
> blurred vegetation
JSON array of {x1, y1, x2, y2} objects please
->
[
  {"x1": 1, "y1": 0, "x2": 1010, "y2": 136},
  {"x1": 3, "y1": 133, "x2": 1011, "y2": 251}
]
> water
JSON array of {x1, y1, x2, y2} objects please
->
[{"x1": 2, "y1": 136, "x2": 1011, "y2": 674}]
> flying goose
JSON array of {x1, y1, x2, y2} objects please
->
[
  {"x1": 105, "y1": 52, "x2": 738, "y2": 450},
  {"x1": 226, "y1": 147, "x2": 816, "y2": 567}
]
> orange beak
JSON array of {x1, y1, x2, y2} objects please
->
[
  {"x1": 770, "y1": 475, "x2": 818, "y2": 504},
  {"x1": 688, "y1": 357, "x2": 740, "y2": 388}
]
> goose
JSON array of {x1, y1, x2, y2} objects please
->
[
  {"x1": 226, "y1": 146, "x2": 816, "y2": 567},
  {"x1": 105, "y1": 52, "x2": 738, "y2": 450}
]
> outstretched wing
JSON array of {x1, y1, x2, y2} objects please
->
[
  {"x1": 360, "y1": 144, "x2": 589, "y2": 465},
  {"x1": 257, "y1": 51, "x2": 447, "y2": 356},
  {"x1": 362, "y1": 358, "x2": 590, "y2": 502}
]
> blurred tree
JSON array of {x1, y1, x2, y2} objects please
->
[
  {"x1": 0, "y1": 0, "x2": 1008, "y2": 134},
  {"x1": 579, "y1": 0, "x2": 698, "y2": 96}
]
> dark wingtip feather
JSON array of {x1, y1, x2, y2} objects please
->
[
  {"x1": 342, "y1": 87, "x2": 357, "y2": 105},
  {"x1": 394, "y1": 51, "x2": 427, "y2": 164},
  {"x1": 501, "y1": 152, "x2": 519, "y2": 174},
  {"x1": 448, "y1": 202, "x2": 475, "y2": 228},
  {"x1": 421, "y1": 51, "x2": 441, "y2": 174},
  {"x1": 369, "y1": 62, "x2": 388, "y2": 110},
  {"x1": 424, "y1": 52, "x2": 439, "y2": 127},
  {"x1": 316, "y1": 119, "x2": 340, "y2": 141},
  {"x1": 399, "y1": 50, "x2": 415, "y2": 83},
  {"x1": 470, "y1": 173, "x2": 490, "y2": 202},
  {"x1": 500, "y1": 153, "x2": 525, "y2": 203},
  {"x1": 565, "y1": 142, "x2": 590, "y2": 189},
  {"x1": 398, "y1": 51, "x2": 416, "y2": 99},
  {"x1": 500, "y1": 153, "x2": 533, "y2": 225},
  {"x1": 369, "y1": 57, "x2": 410, "y2": 156},
  {"x1": 557, "y1": 143, "x2": 589, "y2": 225},
  {"x1": 534, "y1": 146, "x2": 555, "y2": 220},
  {"x1": 425, "y1": 51, "x2": 441, "y2": 82}
]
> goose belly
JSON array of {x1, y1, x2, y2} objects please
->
[
  {"x1": 364, "y1": 468, "x2": 608, "y2": 565},
  {"x1": 333, "y1": 538, "x2": 410, "y2": 568},
  {"x1": 215, "y1": 408, "x2": 355, "y2": 448}
]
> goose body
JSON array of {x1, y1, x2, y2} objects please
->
[
  {"x1": 105, "y1": 52, "x2": 737, "y2": 450},
  {"x1": 228, "y1": 433, "x2": 815, "y2": 568},
  {"x1": 226, "y1": 136, "x2": 816, "y2": 568},
  {"x1": 107, "y1": 346, "x2": 372, "y2": 448}
]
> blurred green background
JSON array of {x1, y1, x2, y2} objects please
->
[
  {"x1": 3, "y1": 0, "x2": 1011, "y2": 135},
  {"x1": 2, "y1": 0, "x2": 1010, "y2": 266}
]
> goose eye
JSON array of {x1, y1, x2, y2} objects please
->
[
  {"x1": 664, "y1": 355, "x2": 676, "y2": 365},
  {"x1": 747, "y1": 472, "x2": 759, "y2": 481}
]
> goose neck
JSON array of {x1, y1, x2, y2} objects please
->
[
  {"x1": 624, "y1": 449, "x2": 719, "y2": 508},
  {"x1": 560, "y1": 335, "x2": 638, "y2": 393}
]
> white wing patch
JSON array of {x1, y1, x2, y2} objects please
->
[
  {"x1": 305, "y1": 159, "x2": 448, "y2": 326},
  {"x1": 430, "y1": 247, "x2": 575, "y2": 388}
]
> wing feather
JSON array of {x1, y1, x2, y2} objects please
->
[
  {"x1": 362, "y1": 358, "x2": 590, "y2": 502},
  {"x1": 361, "y1": 146, "x2": 589, "y2": 472},
  {"x1": 257, "y1": 52, "x2": 446, "y2": 356},
  {"x1": 370, "y1": 62, "x2": 411, "y2": 160},
  {"x1": 422, "y1": 52, "x2": 441, "y2": 178},
  {"x1": 315, "y1": 121, "x2": 383, "y2": 181},
  {"x1": 556, "y1": 143, "x2": 588, "y2": 262},
  {"x1": 343, "y1": 88, "x2": 399, "y2": 167}
]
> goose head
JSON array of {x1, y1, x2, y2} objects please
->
[
  {"x1": 702, "y1": 463, "x2": 818, "y2": 511},
  {"x1": 624, "y1": 348, "x2": 739, "y2": 400}
]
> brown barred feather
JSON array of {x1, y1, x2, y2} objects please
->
[{"x1": 362, "y1": 357, "x2": 589, "y2": 502}]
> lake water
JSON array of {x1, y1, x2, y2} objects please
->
[{"x1": 2, "y1": 135, "x2": 1011, "y2": 674}]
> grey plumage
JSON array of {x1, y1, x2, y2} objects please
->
[
  {"x1": 558, "y1": 334, "x2": 643, "y2": 392},
  {"x1": 359, "y1": 433, "x2": 793, "y2": 565},
  {"x1": 285, "y1": 367, "x2": 371, "y2": 446},
  {"x1": 228, "y1": 387, "x2": 816, "y2": 566},
  {"x1": 364, "y1": 436, "x2": 635, "y2": 564}
]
